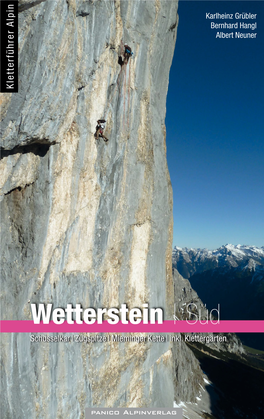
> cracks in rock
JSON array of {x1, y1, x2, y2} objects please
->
[
  {"x1": 18, "y1": 115, "x2": 23, "y2": 135},
  {"x1": 0, "y1": 141, "x2": 56, "y2": 160},
  {"x1": 76, "y1": 11, "x2": 90, "y2": 17},
  {"x1": 86, "y1": 69, "x2": 95, "y2": 82},
  {"x1": 131, "y1": 219, "x2": 152, "y2": 228},
  {"x1": 77, "y1": 69, "x2": 95, "y2": 93},
  {"x1": 18, "y1": 0, "x2": 46, "y2": 13},
  {"x1": 76, "y1": 0, "x2": 94, "y2": 17},
  {"x1": 4, "y1": 182, "x2": 34, "y2": 196},
  {"x1": 106, "y1": 42, "x2": 116, "y2": 51},
  {"x1": 77, "y1": 85, "x2": 86, "y2": 91},
  {"x1": 169, "y1": 22, "x2": 177, "y2": 32}
]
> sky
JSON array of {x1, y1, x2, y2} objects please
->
[{"x1": 165, "y1": 1, "x2": 264, "y2": 250}]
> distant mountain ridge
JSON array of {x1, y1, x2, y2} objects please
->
[
  {"x1": 173, "y1": 244, "x2": 264, "y2": 349},
  {"x1": 172, "y1": 244, "x2": 264, "y2": 279}
]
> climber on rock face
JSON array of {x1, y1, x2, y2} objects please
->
[
  {"x1": 95, "y1": 119, "x2": 108, "y2": 142},
  {"x1": 120, "y1": 44, "x2": 133, "y2": 65},
  {"x1": 124, "y1": 45, "x2": 133, "y2": 64}
]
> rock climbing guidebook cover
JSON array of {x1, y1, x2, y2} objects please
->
[{"x1": 0, "y1": 0, "x2": 264, "y2": 418}]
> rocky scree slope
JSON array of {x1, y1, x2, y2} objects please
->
[{"x1": 0, "y1": 1, "x2": 208, "y2": 417}]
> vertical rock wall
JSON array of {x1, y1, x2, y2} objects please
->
[{"x1": 1, "y1": 1, "x2": 180, "y2": 417}]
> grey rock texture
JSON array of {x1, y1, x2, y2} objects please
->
[
  {"x1": 173, "y1": 338, "x2": 205, "y2": 405},
  {"x1": 1, "y1": 1, "x2": 184, "y2": 417}
]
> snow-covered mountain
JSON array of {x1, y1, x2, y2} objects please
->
[
  {"x1": 172, "y1": 244, "x2": 264, "y2": 279},
  {"x1": 173, "y1": 244, "x2": 264, "y2": 349}
]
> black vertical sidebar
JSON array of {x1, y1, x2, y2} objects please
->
[{"x1": 0, "y1": 0, "x2": 18, "y2": 92}]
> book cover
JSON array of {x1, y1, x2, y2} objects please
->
[{"x1": 1, "y1": 1, "x2": 263, "y2": 418}]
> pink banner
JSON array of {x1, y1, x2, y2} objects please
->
[{"x1": 0, "y1": 320, "x2": 264, "y2": 333}]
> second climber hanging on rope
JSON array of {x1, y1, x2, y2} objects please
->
[{"x1": 95, "y1": 119, "x2": 108, "y2": 142}]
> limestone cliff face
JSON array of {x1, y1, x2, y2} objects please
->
[{"x1": 1, "y1": 1, "x2": 180, "y2": 417}]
